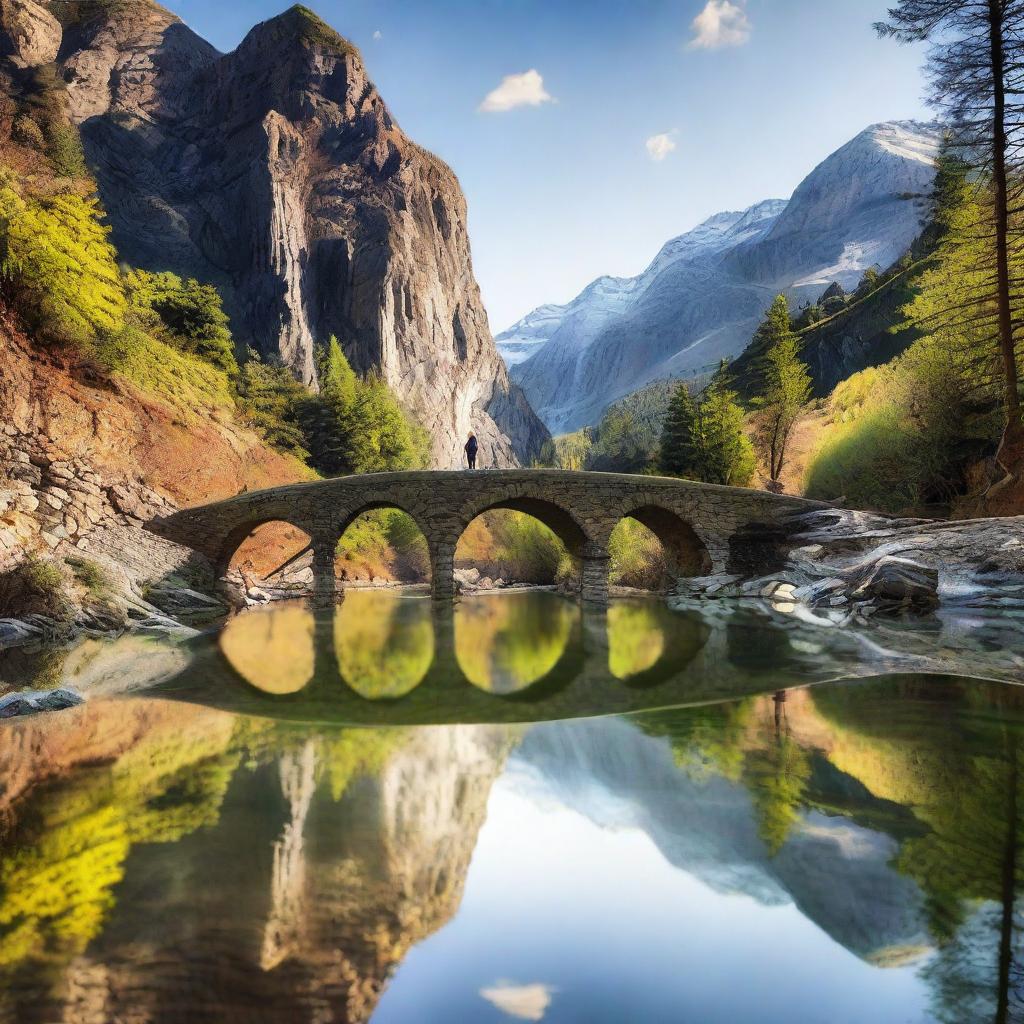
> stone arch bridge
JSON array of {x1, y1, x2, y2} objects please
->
[{"x1": 146, "y1": 470, "x2": 827, "y2": 604}]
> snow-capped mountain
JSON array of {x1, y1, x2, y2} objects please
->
[
  {"x1": 498, "y1": 201, "x2": 786, "y2": 368},
  {"x1": 503, "y1": 121, "x2": 942, "y2": 433}
]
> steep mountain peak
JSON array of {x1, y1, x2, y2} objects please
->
[
  {"x1": 236, "y1": 4, "x2": 360, "y2": 59},
  {"x1": 496, "y1": 197, "x2": 787, "y2": 373},
  {"x1": 855, "y1": 119, "x2": 943, "y2": 164},
  {"x1": 22, "y1": 0, "x2": 548, "y2": 466},
  {"x1": 507, "y1": 122, "x2": 942, "y2": 433}
]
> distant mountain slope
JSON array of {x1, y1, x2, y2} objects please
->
[
  {"x1": 505, "y1": 121, "x2": 941, "y2": 433},
  {"x1": 497, "y1": 202, "x2": 786, "y2": 368},
  {"x1": 731, "y1": 259, "x2": 929, "y2": 400}
]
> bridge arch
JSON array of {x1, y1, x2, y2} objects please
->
[
  {"x1": 458, "y1": 494, "x2": 590, "y2": 558},
  {"x1": 333, "y1": 501, "x2": 432, "y2": 586},
  {"x1": 615, "y1": 505, "x2": 713, "y2": 589},
  {"x1": 217, "y1": 517, "x2": 315, "y2": 577}
]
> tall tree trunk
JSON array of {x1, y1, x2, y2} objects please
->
[
  {"x1": 996, "y1": 735, "x2": 1019, "y2": 1024},
  {"x1": 989, "y1": 0, "x2": 1024, "y2": 486}
]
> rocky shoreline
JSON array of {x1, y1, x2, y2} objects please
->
[{"x1": 674, "y1": 509, "x2": 1024, "y2": 619}]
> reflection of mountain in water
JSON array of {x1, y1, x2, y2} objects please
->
[
  {"x1": 515, "y1": 714, "x2": 931, "y2": 963},
  {"x1": 3, "y1": 675, "x2": 1023, "y2": 1023},
  {"x1": 0, "y1": 708, "x2": 514, "y2": 1024}
]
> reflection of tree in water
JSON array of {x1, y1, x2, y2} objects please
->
[
  {"x1": 741, "y1": 694, "x2": 812, "y2": 856},
  {"x1": 220, "y1": 603, "x2": 316, "y2": 694},
  {"x1": 812, "y1": 679, "x2": 1024, "y2": 1024},
  {"x1": 334, "y1": 592, "x2": 434, "y2": 698},
  {"x1": 640, "y1": 678, "x2": 1024, "y2": 1018},
  {"x1": 0, "y1": 709, "x2": 416, "y2": 1021},
  {"x1": 639, "y1": 700, "x2": 753, "y2": 782},
  {"x1": 455, "y1": 593, "x2": 576, "y2": 693},
  {"x1": 638, "y1": 693, "x2": 809, "y2": 854},
  {"x1": 0, "y1": 709, "x2": 240, "y2": 977},
  {"x1": 607, "y1": 602, "x2": 666, "y2": 679}
]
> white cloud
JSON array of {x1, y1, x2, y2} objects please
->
[
  {"x1": 372, "y1": 29, "x2": 382, "y2": 40},
  {"x1": 688, "y1": 0, "x2": 751, "y2": 50},
  {"x1": 646, "y1": 131, "x2": 677, "y2": 161},
  {"x1": 478, "y1": 70, "x2": 554, "y2": 113},
  {"x1": 479, "y1": 982, "x2": 556, "y2": 1021}
]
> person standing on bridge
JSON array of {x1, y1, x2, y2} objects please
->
[{"x1": 464, "y1": 432, "x2": 479, "y2": 470}]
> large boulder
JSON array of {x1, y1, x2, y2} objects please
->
[
  {"x1": 0, "y1": 686, "x2": 83, "y2": 719},
  {"x1": 0, "y1": 0, "x2": 60, "y2": 68}
]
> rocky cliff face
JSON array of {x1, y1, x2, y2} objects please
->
[
  {"x1": 6, "y1": 0, "x2": 547, "y2": 467},
  {"x1": 505, "y1": 121, "x2": 941, "y2": 433}
]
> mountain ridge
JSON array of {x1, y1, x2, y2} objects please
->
[{"x1": 504, "y1": 120, "x2": 942, "y2": 434}]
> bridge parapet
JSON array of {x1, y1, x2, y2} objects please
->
[{"x1": 145, "y1": 470, "x2": 828, "y2": 603}]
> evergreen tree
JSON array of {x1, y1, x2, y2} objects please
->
[
  {"x1": 692, "y1": 370, "x2": 756, "y2": 487},
  {"x1": 750, "y1": 295, "x2": 813, "y2": 490},
  {"x1": 878, "y1": 0, "x2": 1024, "y2": 485},
  {"x1": 659, "y1": 381, "x2": 698, "y2": 477},
  {"x1": 236, "y1": 350, "x2": 309, "y2": 460},
  {"x1": 304, "y1": 337, "x2": 429, "y2": 476},
  {"x1": 125, "y1": 270, "x2": 237, "y2": 376},
  {"x1": 0, "y1": 181, "x2": 126, "y2": 347}
]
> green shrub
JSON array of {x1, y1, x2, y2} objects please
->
[
  {"x1": 125, "y1": 270, "x2": 238, "y2": 376},
  {"x1": 609, "y1": 518, "x2": 666, "y2": 590},
  {"x1": 0, "y1": 557, "x2": 74, "y2": 622},
  {"x1": 805, "y1": 335, "x2": 1001, "y2": 510},
  {"x1": 45, "y1": 120, "x2": 87, "y2": 179},
  {"x1": 11, "y1": 115, "x2": 45, "y2": 151},
  {"x1": 99, "y1": 322, "x2": 236, "y2": 411},
  {"x1": 66, "y1": 556, "x2": 112, "y2": 599},
  {"x1": 236, "y1": 350, "x2": 311, "y2": 459}
]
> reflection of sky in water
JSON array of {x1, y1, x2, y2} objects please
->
[{"x1": 374, "y1": 724, "x2": 932, "y2": 1024}]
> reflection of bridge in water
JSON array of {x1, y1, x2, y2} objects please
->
[
  {"x1": 141, "y1": 593, "x2": 1024, "y2": 727},
  {"x1": 146, "y1": 470, "x2": 827, "y2": 604}
]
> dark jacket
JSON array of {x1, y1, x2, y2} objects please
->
[{"x1": 465, "y1": 436, "x2": 479, "y2": 457}]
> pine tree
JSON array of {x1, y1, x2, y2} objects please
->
[
  {"x1": 693, "y1": 374, "x2": 756, "y2": 487},
  {"x1": 236, "y1": 350, "x2": 309, "y2": 460},
  {"x1": 878, "y1": 0, "x2": 1024, "y2": 486},
  {"x1": 750, "y1": 295, "x2": 812, "y2": 490},
  {"x1": 0, "y1": 182, "x2": 126, "y2": 346},
  {"x1": 303, "y1": 337, "x2": 429, "y2": 476},
  {"x1": 659, "y1": 381, "x2": 698, "y2": 477}
]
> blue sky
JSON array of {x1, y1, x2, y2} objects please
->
[{"x1": 168, "y1": 0, "x2": 930, "y2": 332}]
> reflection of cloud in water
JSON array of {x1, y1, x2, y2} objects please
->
[
  {"x1": 479, "y1": 981, "x2": 557, "y2": 1020},
  {"x1": 219, "y1": 604, "x2": 314, "y2": 693},
  {"x1": 456, "y1": 594, "x2": 575, "y2": 694},
  {"x1": 335, "y1": 592, "x2": 433, "y2": 698}
]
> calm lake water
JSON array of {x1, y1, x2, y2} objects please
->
[{"x1": 1, "y1": 591, "x2": 1023, "y2": 1023}]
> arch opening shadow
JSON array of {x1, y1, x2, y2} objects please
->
[
  {"x1": 335, "y1": 505, "x2": 431, "y2": 588},
  {"x1": 616, "y1": 506, "x2": 712, "y2": 591}
]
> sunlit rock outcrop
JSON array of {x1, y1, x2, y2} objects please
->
[{"x1": 10, "y1": 0, "x2": 548, "y2": 467}]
